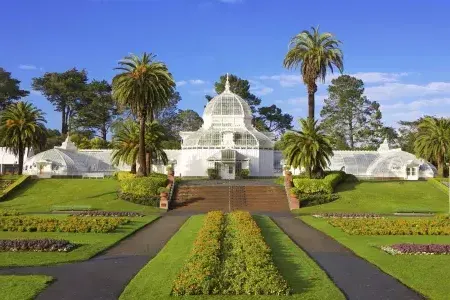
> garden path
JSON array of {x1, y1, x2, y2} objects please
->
[
  {"x1": 0, "y1": 214, "x2": 189, "y2": 300},
  {"x1": 271, "y1": 216, "x2": 423, "y2": 300}
]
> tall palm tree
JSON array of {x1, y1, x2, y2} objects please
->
[
  {"x1": 283, "y1": 118, "x2": 333, "y2": 178},
  {"x1": 0, "y1": 102, "x2": 47, "y2": 175},
  {"x1": 112, "y1": 53, "x2": 175, "y2": 176},
  {"x1": 414, "y1": 117, "x2": 450, "y2": 177},
  {"x1": 111, "y1": 119, "x2": 139, "y2": 174},
  {"x1": 145, "y1": 121, "x2": 169, "y2": 174},
  {"x1": 284, "y1": 26, "x2": 344, "y2": 120}
]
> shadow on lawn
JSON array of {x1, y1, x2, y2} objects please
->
[
  {"x1": 254, "y1": 215, "x2": 316, "y2": 294},
  {"x1": 0, "y1": 178, "x2": 39, "y2": 202},
  {"x1": 86, "y1": 191, "x2": 117, "y2": 199}
]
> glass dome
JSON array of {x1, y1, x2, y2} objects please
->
[{"x1": 181, "y1": 74, "x2": 274, "y2": 150}]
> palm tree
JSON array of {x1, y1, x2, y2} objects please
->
[
  {"x1": 0, "y1": 102, "x2": 47, "y2": 175},
  {"x1": 111, "y1": 119, "x2": 139, "y2": 174},
  {"x1": 283, "y1": 26, "x2": 344, "y2": 120},
  {"x1": 283, "y1": 118, "x2": 333, "y2": 178},
  {"x1": 112, "y1": 53, "x2": 175, "y2": 176},
  {"x1": 145, "y1": 121, "x2": 169, "y2": 174},
  {"x1": 414, "y1": 117, "x2": 450, "y2": 177}
]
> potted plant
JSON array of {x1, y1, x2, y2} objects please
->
[
  {"x1": 284, "y1": 165, "x2": 292, "y2": 176},
  {"x1": 289, "y1": 187, "x2": 298, "y2": 198},
  {"x1": 158, "y1": 187, "x2": 170, "y2": 198},
  {"x1": 166, "y1": 165, "x2": 174, "y2": 176}
]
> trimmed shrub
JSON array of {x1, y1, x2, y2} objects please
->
[
  {"x1": 329, "y1": 217, "x2": 450, "y2": 235},
  {"x1": 293, "y1": 172, "x2": 345, "y2": 194},
  {"x1": 298, "y1": 193, "x2": 339, "y2": 207},
  {"x1": 0, "y1": 216, "x2": 129, "y2": 233},
  {"x1": 0, "y1": 239, "x2": 76, "y2": 252},
  {"x1": 0, "y1": 209, "x2": 20, "y2": 216},
  {"x1": 115, "y1": 171, "x2": 136, "y2": 181},
  {"x1": 118, "y1": 192, "x2": 159, "y2": 206},
  {"x1": 207, "y1": 168, "x2": 221, "y2": 179},
  {"x1": 70, "y1": 211, "x2": 144, "y2": 217},
  {"x1": 119, "y1": 176, "x2": 167, "y2": 197},
  {"x1": 239, "y1": 169, "x2": 250, "y2": 179},
  {"x1": 172, "y1": 211, "x2": 224, "y2": 295}
]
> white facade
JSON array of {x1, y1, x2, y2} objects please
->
[{"x1": 0, "y1": 148, "x2": 33, "y2": 174}]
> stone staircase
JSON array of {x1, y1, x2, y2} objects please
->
[{"x1": 171, "y1": 185, "x2": 289, "y2": 212}]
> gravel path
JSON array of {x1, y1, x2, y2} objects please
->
[
  {"x1": 271, "y1": 216, "x2": 423, "y2": 300},
  {"x1": 0, "y1": 215, "x2": 188, "y2": 300}
]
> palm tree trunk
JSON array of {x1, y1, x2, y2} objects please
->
[
  {"x1": 131, "y1": 163, "x2": 136, "y2": 174},
  {"x1": 307, "y1": 83, "x2": 318, "y2": 120},
  {"x1": 18, "y1": 142, "x2": 24, "y2": 176},
  {"x1": 437, "y1": 156, "x2": 444, "y2": 177},
  {"x1": 137, "y1": 112, "x2": 147, "y2": 177}
]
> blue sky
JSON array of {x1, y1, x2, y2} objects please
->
[{"x1": 2, "y1": 0, "x2": 450, "y2": 132}]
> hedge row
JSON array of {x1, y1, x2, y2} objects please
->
[
  {"x1": 220, "y1": 211, "x2": 290, "y2": 295},
  {"x1": 0, "y1": 216, "x2": 129, "y2": 233},
  {"x1": 0, "y1": 209, "x2": 20, "y2": 216},
  {"x1": 329, "y1": 217, "x2": 450, "y2": 235},
  {"x1": 172, "y1": 211, "x2": 224, "y2": 295},
  {"x1": 70, "y1": 211, "x2": 144, "y2": 217},
  {"x1": 0, "y1": 239, "x2": 76, "y2": 252},
  {"x1": 382, "y1": 243, "x2": 450, "y2": 255},
  {"x1": 298, "y1": 193, "x2": 339, "y2": 207},
  {"x1": 292, "y1": 172, "x2": 345, "y2": 195}
]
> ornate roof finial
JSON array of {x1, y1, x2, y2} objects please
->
[{"x1": 225, "y1": 73, "x2": 230, "y2": 92}]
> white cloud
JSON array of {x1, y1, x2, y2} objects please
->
[
  {"x1": 350, "y1": 72, "x2": 409, "y2": 84},
  {"x1": 253, "y1": 87, "x2": 274, "y2": 96},
  {"x1": 259, "y1": 74, "x2": 302, "y2": 87},
  {"x1": 365, "y1": 82, "x2": 450, "y2": 102},
  {"x1": 248, "y1": 79, "x2": 274, "y2": 96},
  {"x1": 277, "y1": 95, "x2": 327, "y2": 105},
  {"x1": 176, "y1": 80, "x2": 187, "y2": 87},
  {"x1": 30, "y1": 90, "x2": 42, "y2": 96},
  {"x1": 19, "y1": 64, "x2": 37, "y2": 70},
  {"x1": 189, "y1": 79, "x2": 206, "y2": 85}
]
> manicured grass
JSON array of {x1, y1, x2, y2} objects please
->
[
  {"x1": 302, "y1": 216, "x2": 450, "y2": 300},
  {"x1": 0, "y1": 275, "x2": 53, "y2": 300},
  {"x1": 0, "y1": 179, "x2": 161, "y2": 214},
  {"x1": 295, "y1": 180, "x2": 448, "y2": 214},
  {"x1": 0, "y1": 215, "x2": 158, "y2": 267},
  {"x1": 121, "y1": 215, "x2": 344, "y2": 299}
]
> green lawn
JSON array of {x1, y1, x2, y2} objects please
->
[
  {"x1": 0, "y1": 275, "x2": 53, "y2": 300},
  {"x1": 302, "y1": 216, "x2": 450, "y2": 300},
  {"x1": 121, "y1": 215, "x2": 344, "y2": 300},
  {"x1": 295, "y1": 180, "x2": 448, "y2": 214},
  {"x1": 0, "y1": 215, "x2": 158, "y2": 267},
  {"x1": 0, "y1": 178, "x2": 161, "y2": 214}
]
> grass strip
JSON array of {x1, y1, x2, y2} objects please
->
[{"x1": 0, "y1": 275, "x2": 53, "y2": 300}]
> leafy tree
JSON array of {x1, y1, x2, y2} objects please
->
[
  {"x1": 74, "y1": 80, "x2": 119, "y2": 140},
  {"x1": 0, "y1": 102, "x2": 47, "y2": 175},
  {"x1": 284, "y1": 26, "x2": 344, "y2": 120},
  {"x1": 256, "y1": 104, "x2": 293, "y2": 135},
  {"x1": 175, "y1": 109, "x2": 203, "y2": 132},
  {"x1": 112, "y1": 53, "x2": 175, "y2": 176},
  {"x1": 161, "y1": 140, "x2": 181, "y2": 150},
  {"x1": 155, "y1": 91, "x2": 181, "y2": 138},
  {"x1": 207, "y1": 74, "x2": 261, "y2": 113},
  {"x1": 112, "y1": 119, "x2": 139, "y2": 174},
  {"x1": 32, "y1": 68, "x2": 88, "y2": 134},
  {"x1": 283, "y1": 118, "x2": 333, "y2": 178},
  {"x1": 0, "y1": 68, "x2": 29, "y2": 110},
  {"x1": 414, "y1": 117, "x2": 450, "y2": 177},
  {"x1": 397, "y1": 116, "x2": 433, "y2": 153},
  {"x1": 145, "y1": 121, "x2": 169, "y2": 174},
  {"x1": 42, "y1": 129, "x2": 64, "y2": 151},
  {"x1": 381, "y1": 126, "x2": 400, "y2": 147},
  {"x1": 320, "y1": 75, "x2": 383, "y2": 149}
]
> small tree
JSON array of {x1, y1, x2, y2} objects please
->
[{"x1": 0, "y1": 102, "x2": 47, "y2": 175}]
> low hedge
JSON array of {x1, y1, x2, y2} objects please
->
[
  {"x1": 296, "y1": 193, "x2": 339, "y2": 207},
  {"x1": 329, "y1": 217, "x2": 450, "y2": 235},
  {"x1": 220, "y1": 211, "x2": 290, "y2": 295},
  {"x1": 0, "y1": 216, "x2": 129, "y2": 233},
  {"x1": 0, "y1": 175, "x2": 30, "y2": 200},
  {"x1": 119, "y1": 176, "x2": 167, "y2": 197},
  {"x1": 0, "y1": 209, "x2": 20, "y2": 216},
  {"x1": 0, "y1": 239, "x2": 76, "y2": 252},
  {"x1": 115, "y1": 171, "x2": 136, "y2": 181},
  {"x1": 70, "y1": 211, "x2": 144, "y2": 217},
  {"x1": 172, "y1": 211, "x2": 224, "y2": 295},
  {"x1": 293, "y1": 172, "x2": 345, "y2": 194},
  {"x1": 118, "y1": 192, "x2": 159, "y2": 206}
]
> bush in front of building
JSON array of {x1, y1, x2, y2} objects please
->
[
  {"x1": 118, "y1": 176, "x2": 167, "y2": 206},
  {"x1": 292, "y1": 171, "x2": 345, "y2": 194},
  {"x1": 238, "y1": 169, "x2": 250, "y2": 179},
  {"x1": 207, "y1": 168, "x2": 221, "y2": 179}
]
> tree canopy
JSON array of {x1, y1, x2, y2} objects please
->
[{"x1": 0, "y1": 68, "x2": 29, "y2": 110}]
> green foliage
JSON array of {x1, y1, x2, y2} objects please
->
[
  {"x1": 172, "y1": 211, "x2": 224, "y2": 295},
  {"x1": 298, "y1": 193, "x2": 339, "y2": 207},
  {"x1": 414, "y1": 117, "x2": 450, "y2": 177},
  {"x1": 0, "y1": 209, "x2": 20, "y2": 216},
  {"x1": 158, "y1": 187, "x2": 169, "y2": 194},
  {"x1": 0, "y1": 216, "x2": 129, "y2": 233},
  {"x1": 284, "y1": 26, "x2": 343, "y2": 119},
  {"x1": 119, "y1": 176, "x2": 167, "y2": 197},
  {"x1": 207, "y1": 168, "x2": 220, "y2": 179},
  {"x1": 238, "y1": 169, "x2": 250, "y2": 178},
  {"x1": 320, "y1": 75, "x2": 384, "y2": 149},
  {"x1": 0, "y1": 68, "x2": 29, "y2": 110},
  {"x1": 118, "y1": 192, "x2": 159, "y2": 206},
  {"x1": 293, "y1": 172, "x2": 345, "y2": 194},
  {"x1": 115, "y1": 171, "x2": 136, "y2": 181},
  {"x1": 329, "y1": 217, "x2": 450, "y2": 235},
  {"x1": 255, "y1": 104, "x2": 293, "y2": 135},
  {"x1": 283, "y1": 118, "x2": 333, "y2": 178}
]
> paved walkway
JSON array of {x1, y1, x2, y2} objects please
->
[
  {"x1": 271, "y1": 216, "x2": 423, "y2": 300},
  {"x1": 0, "y1": 215, "x2": 188, "y2": 300}
]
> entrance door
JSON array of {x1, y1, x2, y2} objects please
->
[{"x1": 221, "y1": 164, "x2": 235, "y2": 180}]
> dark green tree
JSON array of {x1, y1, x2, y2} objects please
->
[
  {"x1": 0, "y1": 68, "x2": 29, "y2": 110},
  {"x1": 320, "y1": 75, "x2": 383, "y2": 149},
  {"x1": 175, "y1": 109, "x2": 203, "y2": 132},
  {"x1": 155, "y1": 91, "x2": 181, "y2": 138},
  {"x1": 32, "y1": 68, "x2": 88, "y2": 134},
  {"x1": 256, "y1": 104, "x2": 293, "y2": 135},
  {"x1": 74, "y1": 80, "x2": 119, "y2": 140}
]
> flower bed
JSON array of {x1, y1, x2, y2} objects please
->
[
  {"x1": 313, "y1": 212, "x2": 382, "y2": 219},
  {"x1": 0, "y1": 216, "x2": 129, "y2": 233},
  {"x1": 382, "y1": 244, "x2": 450, "y2": 255},
  {"x1": 172, "y1": 211, "x2": 224, "y2": 295},
  {"x1": 70, "y1": 211, "x2": 144, "y2": 217},
  {"x1": 0, "y1": 239, "x2": 76, "y2": 252},
  {"x1": 0, "y1": 209, "x2": 20, "y2": 216},
  {"x1": 172, "y1": 211, "x2": 289, "y2": 296},
  {"x1": 329, "y1": 217, "x2": 450, "y2": 235}
]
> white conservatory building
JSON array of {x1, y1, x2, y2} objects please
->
[{"x1": 19, "y1": 75, "x2": 436, "y2": 180}]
